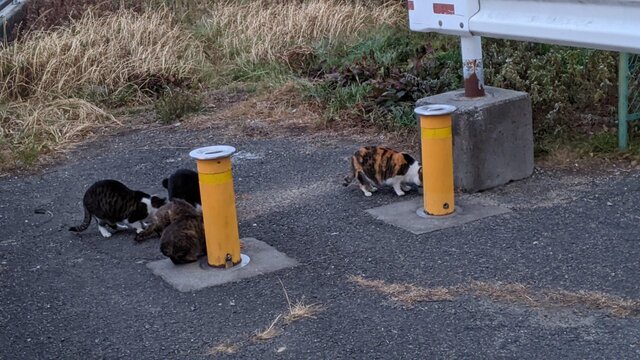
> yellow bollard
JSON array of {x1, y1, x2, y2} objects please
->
[
  {"x1": 189, "y1": 145, "x2": 241, "y2": 268},
  {"x1": 415, "y1": 105, "x2": 457, "y2": 216}
]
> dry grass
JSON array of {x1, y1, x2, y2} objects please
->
[
  {"x1": 348, "y1": 275, "x2": 456, "y2": 306},
  {"x1": 196, "y1": 0, "x2": 403, "y2": 64},
  {"x1": 542, "y1": 289, "x2": 640, "y2": 317},
  {"x1": 0, "y1": 98, "x2": 118, "y2": 172},
  {"x1": 0, "y1": 8, "x2": 205, "y2": 102},
  {"x1": 279, "y1": 278, "x2": 324, "y2": 323},
  {"x1": 207, "y1": 281, "x2": 325, "y2": 356},
  {"x1": 189, "y1": 83, "x2": 322, "y2": 134},
  {"x1": 0, "y1": 8, "x2": 207, "y2": 172},
  {"x1": 350, "y1": 276, "x2": 640, "y2": 317},
  {"x1": 284, "y1": 299, "x2": 324, "y2": 323},
  {"x1": 467, "y1": 281, "x2": 537, "y2": 307},
  {"x1": 206, "y1": 342, "x2": 239, "y2": 356},
  {"x1": 253, "y1": 314, "x2": 282, "y2": 341}
]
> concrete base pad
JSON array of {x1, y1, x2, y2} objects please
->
[
  {"x1": 147, "y1": 237, "x2": 299, "y2": 292},
  {"x1": 366, "y1": 198, "x2": 510, "y2": 235}
]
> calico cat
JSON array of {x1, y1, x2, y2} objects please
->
[
  {"x1": 134, "y1": 198, "x2": 206, "y2": 264},
  {"x1": 162, "y1": 169, "x2": 201, "y2": 209},
  {"x1": 69, "y1": 179, "x2": 166, "y2": 238},
  {"x1": 343, "y1": 146, "x2": 423, "y2": 197}
]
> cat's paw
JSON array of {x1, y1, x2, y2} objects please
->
[
  {"x1": 401, "y1": 185, "x2": 412, "y2": 192},
  {"x1": 98, "y1": 225, "x2": 112, "y2": 238},
  {"x1": 134, "y1": 233, "x2": 147, "y2": 243},
  {"x1": 364, "y1": 191, "x2": 373, "y2": 197},
  {"x1": 395, "y1": 190, "x2": 406, "y2": 196},
  {"x1": 115, "y1": 223, "x2": 129, "y2": 230},
  {"x1": 370, "y1": 187, "x2": 378, "y2": 192}
]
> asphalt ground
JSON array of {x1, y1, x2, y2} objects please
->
[{"x1": 1, "y1": 124, "x2": 639, "y2": 359}]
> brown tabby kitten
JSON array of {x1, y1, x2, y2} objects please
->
[
  {"x1": 160, "y1": 217, "x2": 207, "y2": 265},
  {"x1": 135, "y1": 198, "x2": 206, "y2": 265},
  {"x1": 134, "y1": 198, "x2": 202, "y2": 242},
  {"x1": 343, "y1": 146, "x2": 423, "y2": 197},
  {"x1": 69, "y1": 180, "x2": 166, "y2": 237}
]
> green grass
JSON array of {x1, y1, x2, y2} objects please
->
[
  {"x1": 301, "y1": 26, "x2": 461, "y2": 129},
  {"x1": 154, "y1": 88, "x2": 203, "y2": 124},
  {"x1": 228, "y1": 61, "x2": 294, "y2": 85},
  {"x1": 313, "y1": 26, "x2": 424, "y2": 70}
]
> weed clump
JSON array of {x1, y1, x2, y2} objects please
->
[{"x1": 154, "y1": 88, "x2": 203, "y2": 124}]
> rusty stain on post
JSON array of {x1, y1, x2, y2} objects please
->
[
  {"x1": 460, "y1": 36, "x2": 485, "y2": 98},
  {"x1": 463, "y1": 59, "x2": 485, "y2": 98}
]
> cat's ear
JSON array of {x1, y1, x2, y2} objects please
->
[
  {"x1": 161, "y1": 178, "x2": 169, "y2": 189},
  {"x1": 151, "y1": 196, "x2": 167, "y2": 208}
]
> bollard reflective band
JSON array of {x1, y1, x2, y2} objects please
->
[
  {"x1": 421, "y1": 127, "x2": 452, "y2": 139},
  {"x1": 199, "y1": 170, "x2": 232, "y2": 185}
]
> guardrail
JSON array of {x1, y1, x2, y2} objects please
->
[
  {"x1": 409, "y1": 0, "x2": 640, "y2": 149},
  {"x1": 409, "y1": 0, "x2": 640, "y2": 53},
  {"x1": 0, "y1": 0, "x2": 26, "y2": 40}
]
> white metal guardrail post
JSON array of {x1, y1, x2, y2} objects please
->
[
  {"x1": 408, "y1": 0, "x2": 485, "y2": 97},
  {"x1": 460, "y1": 35, "x2": 484, "y2": 98}
]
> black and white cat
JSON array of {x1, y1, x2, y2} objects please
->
[
  {"x1": 69, "y1": 179, "x2": 166, "y2": 238},
  {"x1": 162, "y1": 169, "x2": 201, "y2": 209}
]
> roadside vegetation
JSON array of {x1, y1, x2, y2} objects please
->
[{"x1": 0, "y1": 0, "x2": 633, "y2": 173}]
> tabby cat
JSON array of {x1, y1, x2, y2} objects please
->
[
  {"x1": 162, "y1": 169, "x2": 201, "y2": 209},
  {"x1": 343, "y1": 146, "x2": 423, "y2": 197},
  {"x1": 135, "y1": 198, "x2": 206, "y2": 264},
  {"x1": 69, "y1": 180, "x2": 166, "y2": 238},
  {"x1": 134, "y1": 198, "x2": 202, "y2": 242},
  {"x1": 160, "y1": 217, "x2": 207, "y2": 265}
]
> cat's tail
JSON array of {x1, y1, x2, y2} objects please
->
[
  {"x1": 343, "y1": 155, "x2": 358, "y2": 186},
  {"x1": 69, "y1": 206, "x2": 91, "y2": 232},
  {"x1": 343, "y1": 174, "x2": 354, "y2": 186}
]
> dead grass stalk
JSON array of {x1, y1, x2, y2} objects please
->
[
  {"x1": 252, "y1": 314, "x2": 282, "y2": 341},
  {"x1": 348, "y1": 275, "x2": 456, "y2": 306},
  {"x1": 206, "y1": 342, "x2": 239, "y2": 356},
  {"x1": 350, "y1": 276, "x2": 640, "y2": 317}
]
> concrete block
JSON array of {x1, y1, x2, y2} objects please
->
[
  {"x1": 416, "y1": 86, "x2": 534, "y2": 192},
  {"x1": 366, "y1": 198, "x2": 511, "y2": 235},
  {"x1": 147, "y1": 238, "x2": 299, "y2": 292}
]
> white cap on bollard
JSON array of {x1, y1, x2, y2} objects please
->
[
  {"x1": 414, "y1": 104, "x2": 457, "y2": 116},
  {"x1": 189, "y1": 145, "x2": 236, "y2": 160}
]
